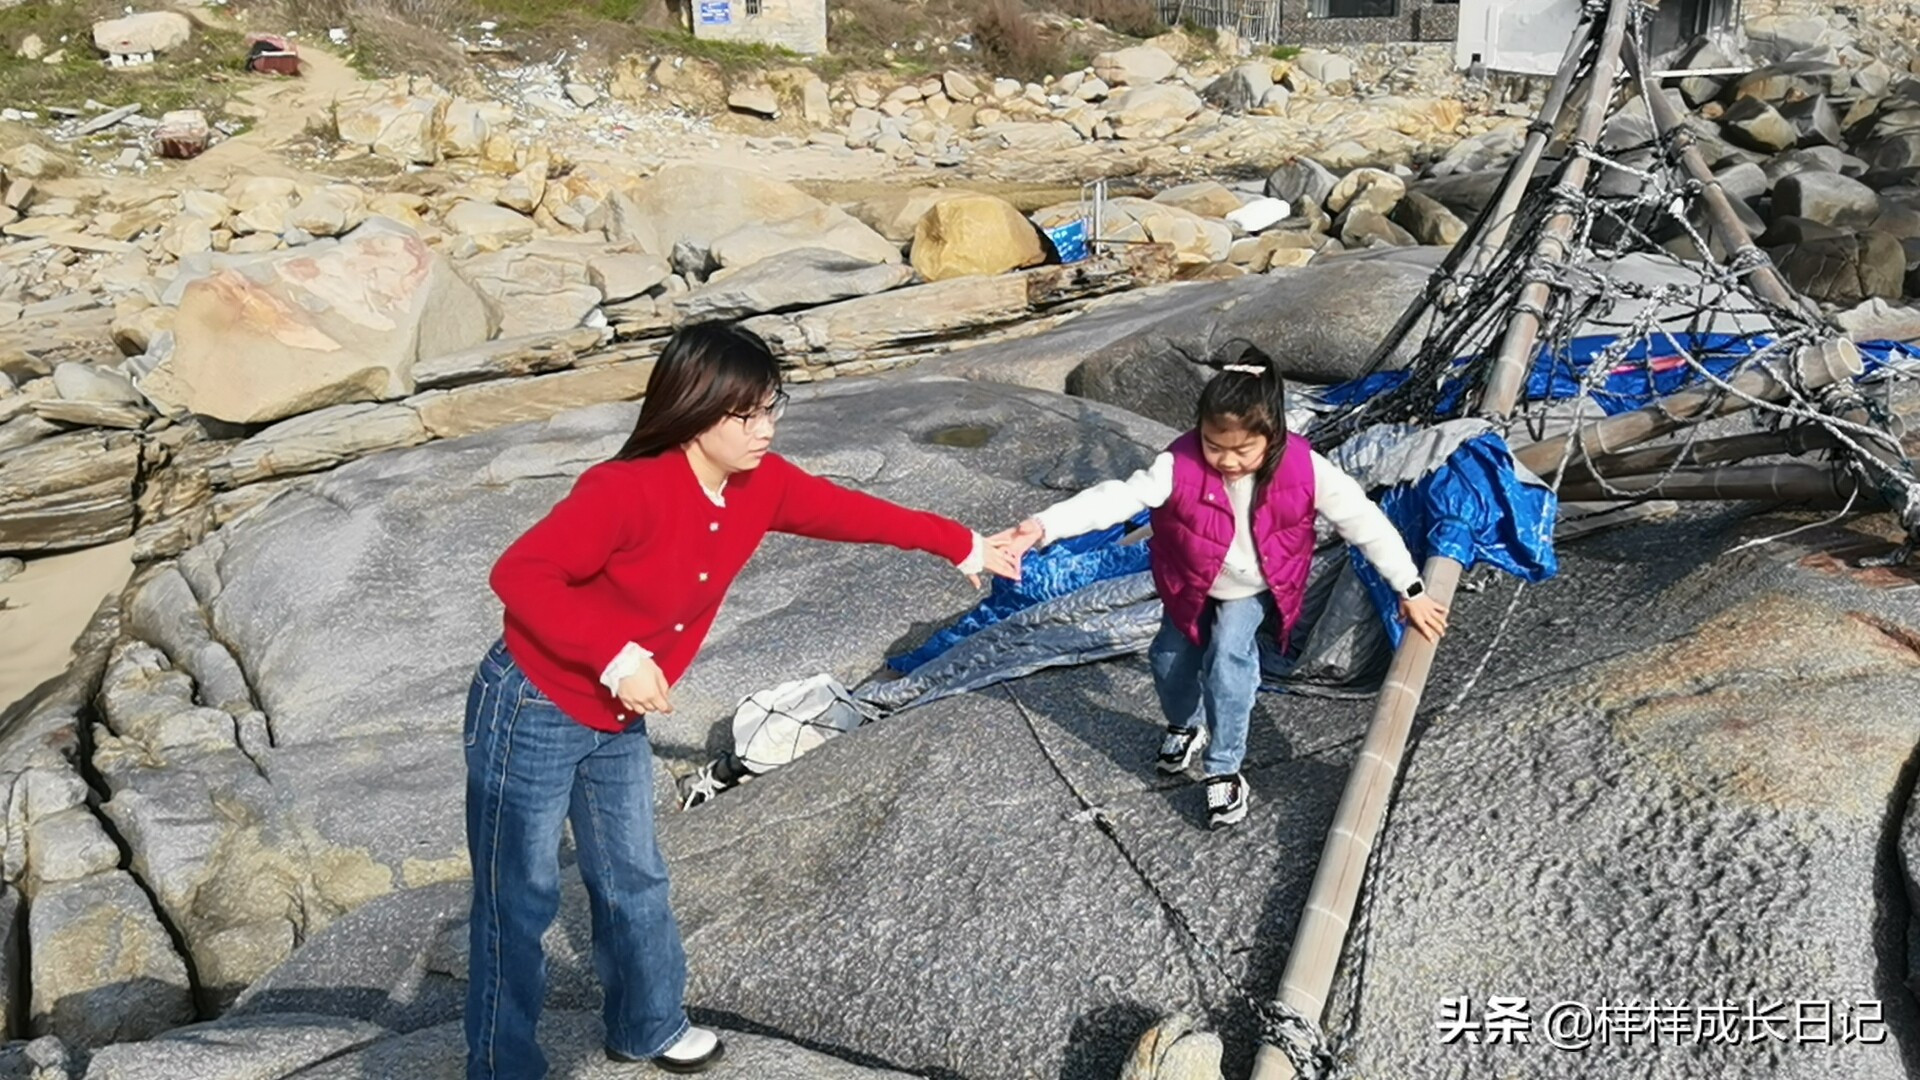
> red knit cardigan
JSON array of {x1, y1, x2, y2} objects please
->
[{"x1": 491, "y1": 448, "x2": 973, "y2": 732}]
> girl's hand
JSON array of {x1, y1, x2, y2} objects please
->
[
  {"x1": 616, "y1": 655, "x2": 673, "y2": 716},
  {"x1": 1398, "y1": 595, "x2": 1450, "y2": 643},
  {"x1": 980, "y1": 538, "x2": 1022, "y2": 585},
  {"x1": 988, "y1": 518, "x2": 1046, "y2": 560}
]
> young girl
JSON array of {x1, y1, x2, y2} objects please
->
[
  {"x1": 470, "y1": 323, "x2": 1018, "y2": 1078},
  {"x1": 992, "y1": 350, "x2": 1448, "y2": 829}
]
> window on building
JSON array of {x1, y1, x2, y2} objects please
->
[
  {"x1": 1310, "y1": 0, "x2": 1398, "y2": 16},
  {"x1": 745, "y1": 0, "x2": 761, "y2": 13}
]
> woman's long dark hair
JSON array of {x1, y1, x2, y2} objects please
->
[
  {"x1": 614, "y1": 323, "x2": 783, "y2": 460},
  {"x1": 1196, "y1": 341, "x2": 1289, "y2": 487}
]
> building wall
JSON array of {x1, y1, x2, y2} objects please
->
[{"x1": 691, "y1": 0, "x2": 827, "y2": 55}]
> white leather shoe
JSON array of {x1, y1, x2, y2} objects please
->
[{"x1": 655, "y1": 1026, "x2": 724, "y2": 1073}]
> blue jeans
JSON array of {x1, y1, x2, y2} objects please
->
[
  {"x1": 1149, "y1": 594, "x2": 1270, "y2": 777},
  {"x1": 465, "y1": 639, "x2": 689, "y2": 1080}
]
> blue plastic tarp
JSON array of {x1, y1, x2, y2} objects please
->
[
  {"x1": 1314, "y1": 334, "x2": 1920, "y2": 417},
  {"x1": 1352, "y1": 432, "x2": 1559, "y2": 648}
]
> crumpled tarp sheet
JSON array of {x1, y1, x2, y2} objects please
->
[{"x1": 1296, "y1": 334, "x2": 1920, "y2": 418}]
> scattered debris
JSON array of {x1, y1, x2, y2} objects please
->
[
  {"x1": 154, "y1": 110, "x2": 210, "y2": 159},
  {"x1": 246, "y1": 34, "x2": 301, "y2": 77}
]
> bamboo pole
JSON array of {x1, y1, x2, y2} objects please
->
[
  {"x1": 1478, "y1": 0, "x2": 1635, "y2": 420},
  {"x1": 1555, "y1": 462, "x2": 1875, "y2": 505},
  {"x1": 1511, "y1": 336, "x2": 1864, "y2": 477},
  {"x1": 1621, "y1": 37, "x2": 1804, "y2": 314},
  {"x1": 1250, "y1": 7, "x2": 1633, "y2": 1079},
  {"x1": 1351, "y1": 13, "x2": 1598, "y2": 378},
  {"x1": 1560, "y1": 424, "x2": 1846, "y2": 481}
]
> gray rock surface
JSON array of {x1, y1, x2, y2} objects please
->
[
  {"x1": 930, "y1": 247, "x2": 1446, "y2": 427},
  {"x1": 81, "y1": 1013, "x2": 388, "y2": 1080},
  {"x1": 1770, "y1": 232, "x2": 1909, "y2": 304},
  {"x1": 676, "y1": 248, "x2": 914, "y2": 323},
  {"x1": 1773, "y1": 172, "x2": 1883, "y2": 230}
]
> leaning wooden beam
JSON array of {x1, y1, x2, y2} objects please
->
[
  {"x1": 1560, "y1": 424, "x2": 1846, "y2": 481},
  {"x1": 1353, "y1": 12, "x2": 1598, "y2": 377},
  {"x1": 1479, "y1": 0, "x2": 1636, "y2": 420},
  {"x1": 1251, "y1": 5, "x2": 1633, "y2": 1078},
  {"x1": 1556, "y1": 462, "x2": 1876, "y2": 506},
  {"x1": 1622, "y1": 36, "x2": 1805, "y2": 314},
  {"x1": 1511, "y1": 337, "x2": 1865, "y2": 477}
]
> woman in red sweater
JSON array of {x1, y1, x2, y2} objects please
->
[{"x1": 468, "y1": 324, "x2": 1017, "y2": 1078}]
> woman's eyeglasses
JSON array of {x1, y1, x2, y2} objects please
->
[{"x1": 728, "y1": 390, "x2": 789, "y2": 428}]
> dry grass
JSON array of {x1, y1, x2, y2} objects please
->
[
  {"x1": 972, "y1": 0, "x2": 1070, "y2": 83},
  {"x1": 1057, "y1": 0, "x2": 1164, "y2": 37},
  {"x1": 0, "y1": 1, "x2": 253, "y2": 116}
]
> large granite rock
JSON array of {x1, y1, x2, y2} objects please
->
[
  {"x1": 0, "y1": 429, "x2": 140, "y2": 555},
  {"x1": 1770, "y1": 232, "x2": 1909, "y2": 305},
  {"x1": 611, "y1": 165, "x2": 899, "y2": 270},
  {"x1": 930, "y1": 247, "x2": 1446, "y2": 427},
  {"x1": 677, "y1": 248, "x2": 914, "y2": 323},
  {"x1": 909, "y1": 194, "x2": 1045, "y2": 282},
  {"x1": 141, "y1": 220, "x2": 495, "y2": 425}
]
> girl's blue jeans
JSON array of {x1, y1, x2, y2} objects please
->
[
  {"x1": 464, "y1": 638, "x2": 690, "y2": 1080},
  {"x1": 1148, "y1": 593, "x2": 1271, "y2": 778}
]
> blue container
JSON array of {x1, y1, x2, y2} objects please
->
[{"x1": 1044, "y1": 219, "x2": 1090, "y2": 264}]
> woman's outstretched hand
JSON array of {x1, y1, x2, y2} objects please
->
[
  {"x1": 976, "y1": 538, "x2": 1022, "y2": 586},
  {"x1": 1399, "y1": 595, "x2": 1450, "y2": 643},
  {"x1": 987, "y1": 518, "x2": 1046, "y2": 561},
  {"x1": 615, "y1": 655, "x2": 673, "y2": 716}
]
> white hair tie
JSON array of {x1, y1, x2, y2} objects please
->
[{"x1": 1221, "y1": 364, "x2": 1266, "y2": 375}]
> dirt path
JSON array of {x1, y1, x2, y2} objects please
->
[{"x1": 169, "y1": 39, "x2": 365, "y2": 189}]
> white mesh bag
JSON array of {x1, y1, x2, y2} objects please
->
[{"x1": 731, "y1": 673, "x2": 875, "y2": 775}]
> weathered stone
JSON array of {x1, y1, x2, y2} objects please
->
[
  {"x1": 727, "y1": 84, "x2": 780, "y2": 119},
  {"x1": 1777, "y1": 94, "x2": 1842, "y2": 148},
  {"x1": 0, "y1": 429, "x2": 140, "y2": 554},
  {"x1": 24, "y1": 807, "x2": 119, "y2": 888},
  {"x1": 709, "y1": 211, "x2": 902, "y2": 272},
  {"x1": 1201, "y1": 62, "x2": 1273, "y2": 114},
  {"x1": 941, "y1": 70, "x2": 980, "y2": 102},
  {"x1": 1292, "y1": 49, "x2": 1357, "y2": 86},
  {"x1": 1338, "y1": 205, "x2": 1417, "y2": 249},
  {"x1": 745, "y1": 275, "x2": 1032, "y2": 358},
  {"x1": 1092, "y1": 46, "x2": 1177, "y2": 87},
  {"x1": 1326, "y1": 167, "x2": 1406, "y2": 216},
  {"x1": 91, "y1": 11, "x2": 191, "y2": 55},
  {"x1": 908, "y1": 195, "x2": 1046, "y2": 282},
  {"x1": 801, "y1": 78, "x2": 831, "y2": 126},
  {"x1": 458, "y1": 245, "x2": 601, "y2": 338},
  {"x1": 1105, "y1": 85, "x2": 1203, "y2": 129},
  {"x1": 1756, "y1": 215, "x2": 1847, "y2": 248},
  {"x1": 1719, "y1": 97, "x2": 1797, "y2": 153},
  {"x1": 1744, "y1": 14, "x2": 1834, "y2": 60},
  {"x1": 619, "y1": 165, "x2": 898, "y2": 271},
  {"x1": 29, "y1": 870, "x2": 193, "y2": 1049},
  {"x1": 333, "y1": 90, "x2": 445, "y2": 165},
  {"x1": 679, "y1": 248, "x2": 914, "y2": 322},
  {"x1": 1120, "y1": 1014, "x2": 1223, "y2": 1080},
  {"x1": 1391, "y1": 191, "x2": 1467, "y2": 247},
  {"x1": 81, "y1": 1013, "x2": 389, "y2": 1080},
  {"x1": 1732, "y1": 60, "x2": 1850, "y2": 104},
  {"x1": 405, "y1": 359, "x2": 655, "y2": 441},
  {"x1": 1712, "y1": 161, "x2": 1768, "y2": 204},
  {"x1": 0, "y1": 887, "x2": 20, "y2": 1042},
  {"x1": 1771, "y1": 172, "x2": 1882, "y2": 230},
  {"x1": 1150, "y1": 182, "x2": 1241, "y2": 220},
  {"x1": 1769, "y1": 232, "x2": 1908, "y2": 305},
  {"x1": 585, "y1": 251, "x2": 670, "y2": 303},
  {"x1": 214, "y1": 402, "x2": 432, "y2": 488},
  {"x1": 1265, "y1": 157, "x2": 1338, "y2": 210},
  {"x1": 849, "y1": 188, "x2": 969, "y2": 245},
  {"x1": 1035, "y1": 197, "x2": 1230, "y2": 267},
  {"x1": 142, "y1": 220, "x2": 494, "y2": 425},
  {"x1": 440, "y1": 99, "x2": 510, "y2": 159},
  {"x1": 443, "y1": 200, "x2": 535, "y2": 250},
  {"x1": 50, "y1": 362, "x2": 139, "y2": 405}
]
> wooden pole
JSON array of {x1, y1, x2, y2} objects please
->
[
  {"x1": 1556, "y1": 462, "x2": 1876, "y2": 505},
  {"x1": 1621, "y1": 37, "x2": 1805, "y2": 314},
  {"x1": 1511, "y1": 336, "x2": 1864, "y2": 477},
  {"x1": 1478, "y1": 0, "x2": 1635, "y2": 420},
  {"x1": 1559, "y1": 424, "x2": 1845, "y2": 481},
  {"x1": 1251, "y1": 8, "x2": 1633, "y2": 1079}
]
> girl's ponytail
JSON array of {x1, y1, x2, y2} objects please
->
[{"x1": 1196, "y1": 342, "x2": 1289, "y2": 486}]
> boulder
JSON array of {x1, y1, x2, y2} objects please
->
[
  {"x1": 333, "y1": 91, "x2": 445, "y2": 165},
  {"x1": 1150, "y1": 181, "x2": 1243, "y2": 219},
  {"x1": 849, "y1": 188, "x2": 971, "y2": 245},
  {"x1": 908, "y1": 194, "x2": 1046, "y2": 282},
  {"x1": 0, "y1": 429, "x2": 141, "y2": 555},
  {"x1": 1201, "y1": 62, "x2": 1274, "y2": 114},
  {"x1": 1677, "y1": 37, "x2": 1741, "y2": 106},
  {"x1": 457, "y1": 244, "x2": 602, "y2": 337},
  {"x1": 1092, "y1": 46, "x2": 1178, "y2": 87},
  {"x1": 443, "y1": 200, "x2": 536, "y2": 250},
  {"x1": 1036, "y1": 197, "x2": 1230, "y2": 267},
  {"x1": 1105, "y1": 85, "x2": 1203, "y2": 128},
  {"x1": 934, "y1": 247, "x2": 1446, "y2": 420},
  {"x1": 1391, "y1": 191, "x2": 1467, "y2": 247},
  {"x1": 1265, "y1": 157, "x2": 1338, "y2": 210},
  {"x1": 1719, "y1": 97, "x2": 1798, "y2": 153},
  {"x1": 1756, "y1": 215, "x2": 1847, "y2": 248},
  {"x1": 1712, "y1": 161, "x2": 1768, "y2": 204},
  {"x1": 744, "y1": 275, "x2": 1034, "y2": 359},
  {"x1": 1224, "y1": 198, "x2": 1290, "y2": 235},
  {"x1": 1338, "y1": 206, "x2": 1417, "y2": 249},
  {"x1": 1292, "y1": 49, "x2": 1356, "y2": 86},
  {"x1": 727, "y1": 84, "x2": 780, "y2": 119},
  {"x1": 1830, "y1": 297, "x2": 1920, "y2": 343},
  {"x1": 287, "y1": 186, "x2": 365, "y2": 238},
  {"x1": 1743, "y1": 14, "x2": 1836, "y2": 61},
  {"x1": 1731, "y1": 60, "x2": 1850, "y2": 104},
  {"x1": 1325, "y1": 167, "x2": 1405, "y2": 216},
  {"x1": 616, "y1": 165, "x2": 898, "y2": 269},
  {"x1": 585, "y1": 251, "x2": 671, "y2": 304},
  {"x1": 1769, "y1": 232, "x2": 1908, "y2": 305},
  {"x1": 29, "y1": 871, "x2": 194, "y2": 1048},
  {"x1": 1770, "y1": 172, "x2": 1881, "y2": 230},
  {"x1": 678, "y1": 248, "x2": 914, "y2": 322},
  {"x1": 141, "y1": 219, "x2": 495, "y2": 425},
  {"x1": 942, "y1": 70, "x2": 981, "y2": 102},
  {"x1": 1777, "y1": 94, "x2": 1842, "y2": 148},
  {"x1": 91, "y1": 11, "x2": 191, "y2": 55}
]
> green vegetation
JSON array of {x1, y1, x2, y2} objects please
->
[
  {"x1": 1270, "y1": 43, "x2": 1302, "y2": 60},
  {"x1": 0, "y1": 2, "x2": 251, "y2": 116}
]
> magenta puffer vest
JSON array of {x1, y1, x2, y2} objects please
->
[{"x1": 1148, "y1": 430, "x2": 1318, "y2": 649}]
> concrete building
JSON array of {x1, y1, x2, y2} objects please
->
[{"x1": 691, "y1": 0, "x2": 827, "y2": 55}]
